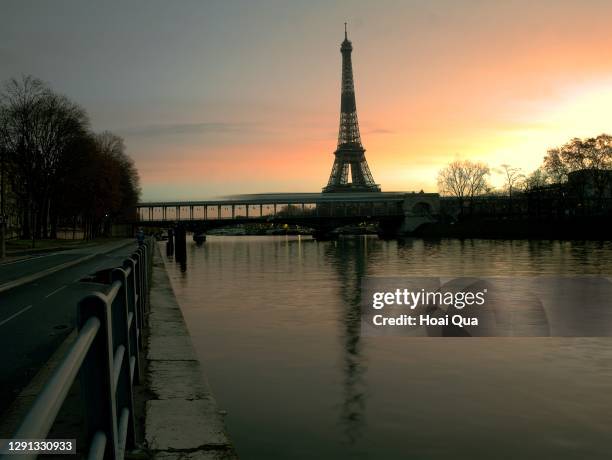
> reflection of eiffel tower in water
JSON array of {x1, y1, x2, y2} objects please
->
[
  {"x1": 326, "y1": 236, "x2": 380, "y2": 445},
  {"x1": 323, "y1": 24, "x2": 381, "y2": 193}
]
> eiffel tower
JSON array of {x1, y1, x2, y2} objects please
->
[{"x1": 323, "y1": 24, "x2": 380, "y2": 193}]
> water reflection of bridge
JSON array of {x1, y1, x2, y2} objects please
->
[{"x1": 136, "y1": 192, "x2": 440, "y2": 236}]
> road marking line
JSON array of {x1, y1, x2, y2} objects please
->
[
  {"x1": 45, "y1": 285, "x2": 67, "y2": 298},
  {"x1": 0, "y1": 253, "x2": 56, "y2": 266},
  {"x1": 0, "y1": 239, "x2": 134, "y2": 294},
  {"x1": 0, "y1": 305, "x2": 34, "y2": 327}
]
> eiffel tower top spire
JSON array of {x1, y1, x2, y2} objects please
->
[
  {"x1": 338, "y1": 22, "x2": 362, "y2": 148},
  {"x1": 323, "y1": 25, "x2": 380, "y2": 193}
]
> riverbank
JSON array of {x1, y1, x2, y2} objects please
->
[
  {"x1": 414, "y1": 216, "x2": 612, "y2": 239},
  {"x1": 146, "y1": 245, "x2": 238, "y2": 459},
  {"x1": 159, "y1": 217, "x2": 612, "y2": 241}
]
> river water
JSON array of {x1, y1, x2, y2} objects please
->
[{"x1": 162, "y1": 236, "x2": 612, "y2": 459}]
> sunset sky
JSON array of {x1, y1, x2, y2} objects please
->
[{"x1": 3, "y1": 0, "x2": 612, "y2": 200}]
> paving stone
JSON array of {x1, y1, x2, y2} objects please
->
[
  {"x1": 149, "y1": 317, "x2": 190, "y2": 336},
  {"x1": 148, "y1": 335, "x2": 197, "y2": 361},
  {"x1": 148, "y1": 360, "x2": 211, "y2": 400},
  {"x1": 146, "y1": 400, "x2": 229, "y2": 451},
  {"x1": 149, "y1": 308, "x2": 184, "y2": 322}
]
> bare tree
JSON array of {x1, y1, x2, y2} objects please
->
[
  {"x1": 39, "y1": 94, "x2": 89, "y2": 238},
  {"x1": 94, "y1": 131, "x2": 140, "y2": 223},
  {"x1": 499, "y1": 164, "x2": 525, "y2": 198},
  {"x1": 58, "y1": 131, "x2": 140, "y2": 239},
  {"x1": 0, "y1": 76, "x2": 89, "y2": 240},
  {"x1": 438, "y1": 160, "x2": 490, "y2": 215},
  {"x1": 466, "y1": 162, "x2": 490, "y2": 202},
  {"x1": 523, "y1": 167, "x2": 549, "y2": 191},
  {"x1": 1, "y1": 76, "x2": 140, "y2": 242},
  {"x1": 0, "y1": 76, "x2": 47, "y2": 239}
]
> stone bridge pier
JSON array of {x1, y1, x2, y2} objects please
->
[{"x1": 399, "y1": 193, "x2": 440, "y2": 234}]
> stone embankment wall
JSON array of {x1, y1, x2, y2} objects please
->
[{"x1": 145, "y1": 247, "x2": 238, "y2": 459}]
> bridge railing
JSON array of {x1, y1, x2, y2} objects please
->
[{"x1": 5, "y1": 239, "x2": 154, "y2": 460}]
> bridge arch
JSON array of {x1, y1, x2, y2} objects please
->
[{"x1": 400, "y1": 193, "x2": 440, "y2": 233}]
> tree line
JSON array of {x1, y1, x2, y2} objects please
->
[
  {"x1": 0, "y1": 75, "x2": 140, "y2": 240},
  {"x1": 437, "y1": 133, "x2": 612, "y2": 214}
]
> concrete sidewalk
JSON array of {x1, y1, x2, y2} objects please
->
[{"x1": 145, "y1": 248, "x2": 238, "y2": 459}]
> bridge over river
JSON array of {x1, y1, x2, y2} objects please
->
[{"x1": 136, "y1": 191, "x2": 440, "y2": 238}]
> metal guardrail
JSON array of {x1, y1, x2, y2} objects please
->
[{"x1": 5, "y1": 239, "x2": 154, "y2": 460}]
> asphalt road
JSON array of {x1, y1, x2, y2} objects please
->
[
  {"x1": 0, "y1": 252, "x2": 86, "y2": 285},
  {"x1": 0, "y1": 241, "x2": 138, "y2": 414}
]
